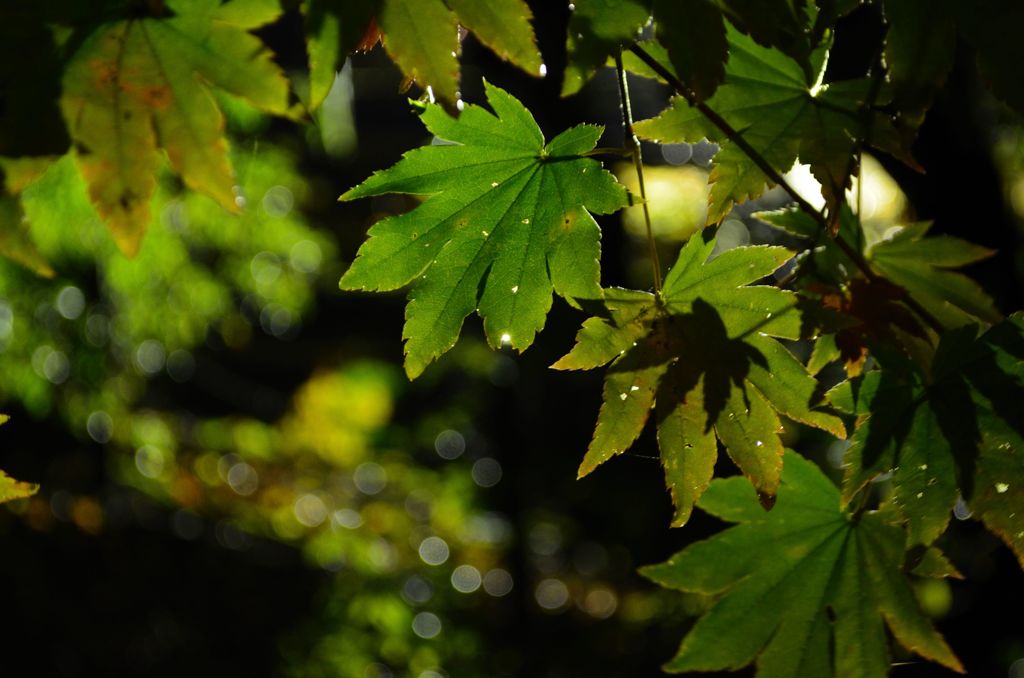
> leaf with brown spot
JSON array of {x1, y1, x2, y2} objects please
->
[{"x1": 60, "y1": 1, "x2": 291, "y2": 255}]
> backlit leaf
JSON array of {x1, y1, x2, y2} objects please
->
[
  {"x1": 376, "y1": 0, "x2": 543, "y2": 108},
  {"x1": 340, "y1": 81, "x2": 628, "y2": 378},
  {"x1": 642, "y1": 451, "x2": 963, "y2": 676},
  {"x1": 636, "y1": 24, "x2": 901, "y2": 223},
  {"x1": 559, "y1": 232, "x2": 844, "y2": 524},
  {"x1": 378, "y1": 0, "x2": 460, "y2": 105},
  {"x1": 60, "y1": 0, "x2": 291, "y2": 255},
  {"x1": 446, "y1": 0, "x2": 543, "y2": 76}
]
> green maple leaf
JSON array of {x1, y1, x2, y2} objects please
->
[
  {"x1": 0, "y1": 415, "x2": 37, "y2": 504},
  {"x1": 0, "y1": 157, "x2": 57, "y2": 278},
  {"x1": 555, "y1": 232, "x2": 844, "y2": 525},
  {"x1": 339, "y1": 80, "x2": 628, "y2": 378},
  {"x1": 60, "y1": 0, "x2": 292, "y2": 255},
  {"x1": 642, "y1": 450, "x2": 963, "y2": 677},
  {"x1": 373, "y1": 0, "x2": 542, "y2": 108},
  {"x1": 828, "y1": 313, "x2": 1024, "y2": 563},
  {"x1": 867, "y1": 221, "x2": 1000, "y2": 328},
  {"x1": 635, "y1": 23, "x2": 901, "y2": 223}
]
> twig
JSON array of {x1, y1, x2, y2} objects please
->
[
  {"x1": 627, "y1": 43, "x2": 823, "y2": 221},
  {"x1": 628, "y1": 42, "x2": 947, "y2": 336},
  {"x1": 615, "y1": 51, "x2": 662, "y2": 294}
]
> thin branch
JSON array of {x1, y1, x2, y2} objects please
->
[
  {"x1": 615, "y1": 50, "x2": 662, "y2": 294},
  {"x1": 628, "y1": 41, "x2": 947, "y2": 336},
  {"x1": 627, "y1": 42, "x2": 823, "y2": 222}
]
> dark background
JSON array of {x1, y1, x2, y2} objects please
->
[{"x1": 1, "y1": 2, "x2": 1022, "y2": 676}]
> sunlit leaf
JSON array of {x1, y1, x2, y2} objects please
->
[
  {"x1": 340, "y1": 80, "x2": 628, "y2": 378},
  {"x1": 60, "y1": 0, "x2": 291, "y2": 255},
  {"x1": 378, "y1": 0, "x2": 460, "y2": 105},
  {"x1": 829, "y1": 314, "x2": 1024, "y2": 561},
  {"x1": 446, "y1": 0, "x2": 543, "y2": 76},
  {"x1": 558, "y1": 233, "x2": 843, "y2": 525},
  {"x1": 0, "y1": 157, "x2": 57, "y2": 277},
  {"x1": 642, "y1": 450, "x2": 963, "y2": 676}
]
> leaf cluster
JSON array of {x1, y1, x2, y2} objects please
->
[{"x1": 3, "y1": 1, "x2": 1024, "y2": 676}]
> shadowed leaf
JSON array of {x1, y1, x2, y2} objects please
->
[
  {"x1": 829, "y1": 314, "x2": 1024, "y2": 561},
  {"x1": 561, "y1": 233, "x2": 843, "y2": 524},
  {"x1": 642, "y1": 451, "x2": 963, "y2": 676}
]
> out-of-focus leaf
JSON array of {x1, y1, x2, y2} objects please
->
[
  {"x1": 0, "y1": 414, "x2": 38, "y2": 504},
  {"x1": 304, "y1": 0, "x2": 380, "y2": 110},
  {"x1": 868, "y1": 221, "x2": 1000, "y2": 328},
  {"x1": 0, "y1": 157, "x2": 57, "y2": 277},
  {"x1": 562, "y1": 0, "x2": 652, "y2": 96},
  {"x1": 0, "y1": 197, "x2": 54, "y2": 278},
  {"x1": 641, "y1": 450, "x2": 963, "y2": 676},
  {"x1": 557, "y1": 233, "x2": 843, "y2": 525},
  {"x1": 0, "y1": 469, "x2": 37, "y2": 504},
  {"x1": 829, "y1": 314, "x2": 1024, "y2": 562},
  {"x1": 60, "y1": 0, "x2": 291, "y2": 255},
  {"x1": 339, "y1": 80, "x2": 628, "y2": 378},
  {"x1": 636, "y1": 25, "x2": 902, "y2": 223}
]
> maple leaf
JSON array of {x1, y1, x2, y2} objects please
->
[
  {"x1": 555, "y1": 232, "x2": 844, "y2": 525},
  {"x1": 339, "y1": 80, "x2": 629, "y2": 378},
  {"x1": 60, "y1": 0, "x2": 293, "y2": 255},
  {"x1": 0, "y1": 415, "x2": 37, "y2": 504},
  {"x1": 866, "y1": 221, "x2": 1000, "y2": 328},
  {"x1": 828, "y1": 314, "x2": 1024, "y2": 563},
  {"x1": 562, "y1": 0, "x2": 652, "y2": 96},
  {"x1": 642, "y1": 450, "x2": 963, "y2": 677},
  {"x1": 0, "y1": 158, "x2": 57, "y2": 278},
  {"x1": 635, "y1": 24, "x2": 903, "y2": 224},
  {"x1": 652, "y1": 0, "x2": 727, "y2": 101},
  {"x1": 370, "y1": 0, "x2": 542, "y2": 107}
]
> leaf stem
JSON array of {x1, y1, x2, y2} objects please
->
[
  {"x1": 628, "y1": 42, "x2": 947, "y2": 336},
  {"x1": 615, "y1": 51, "x2": 662, "y2": 295}
]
